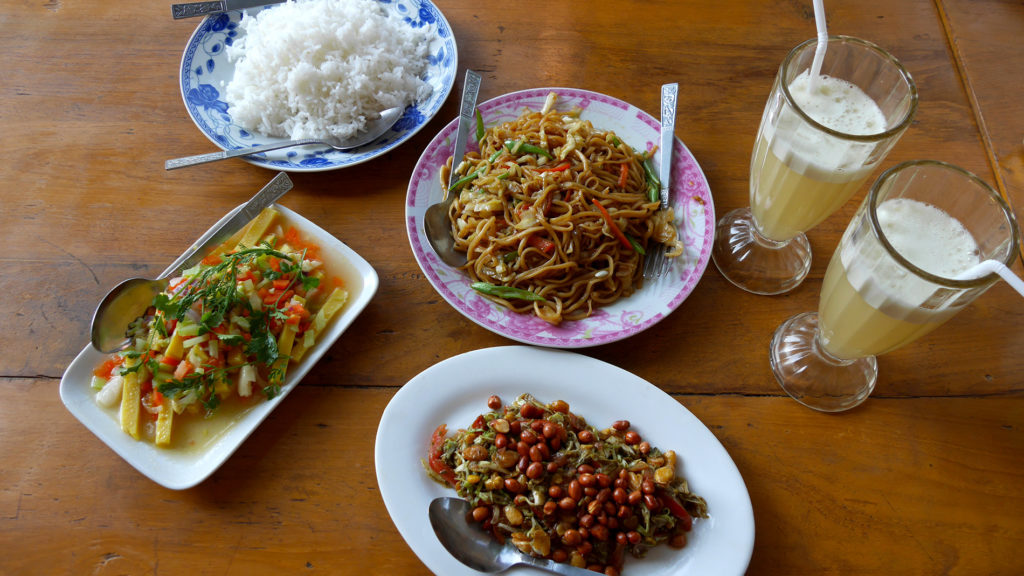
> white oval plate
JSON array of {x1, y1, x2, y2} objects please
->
[
  {"x1": 375, "y1": 346, "x2": 754, "y2": 576},
  {"x1": 178, "y1": 0, "x2": 457, "y2": 172},
  {"x1": 405, "y1": 88, "x2": 715, "y2": 347},
  {"x1": 60, "y1": 204, "x2": 379, "y2": 489}
]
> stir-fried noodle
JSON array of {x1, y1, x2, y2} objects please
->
[{"x1": 441, "y1": 93, "x2": 682, "y2": 325}]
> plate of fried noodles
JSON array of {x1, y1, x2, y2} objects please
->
[{"x1": 406, "y1": 88, "x2": 714, "y2": 347}]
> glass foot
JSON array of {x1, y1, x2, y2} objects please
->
[
  {"x1": 711, "y1": 207, "x2": 812, "y2": 295},
  {"x1": 770, "y1": 312, "x2": 878, "y2": 412}
]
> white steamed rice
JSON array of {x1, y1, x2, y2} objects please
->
[{"x1": 223, "y1": 0, "x2": 432, "y2": 141}]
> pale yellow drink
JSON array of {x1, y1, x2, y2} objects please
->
[
  {"x1": 818, "y1": 198, "x2": 981, "y2": 359},
  {"x1": 750, "y1": 72, "x2": 887, "y2": 241}
]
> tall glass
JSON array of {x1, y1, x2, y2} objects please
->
[
  {"x1": 713, "y1": 36, "x2": 918, "y2": 295},
  {"x1": 771, "y1": 160, "x2": 1020, "y2": 412}
]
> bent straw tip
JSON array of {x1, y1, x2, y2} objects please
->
[{"x1": 955, "y1": 259, "x2": 1024, "y2": 298}]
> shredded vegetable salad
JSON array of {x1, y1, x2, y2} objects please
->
[
  {"x1": 426, "y1": 393, "x2": 708, "y2": 575},
  {"x1": 91, "y1": 208, "x2": 349, "y2": 447}
]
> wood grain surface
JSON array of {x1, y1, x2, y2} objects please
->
[{"x1": 1, "y1": 0, "x2": 1021, "y2": 574}]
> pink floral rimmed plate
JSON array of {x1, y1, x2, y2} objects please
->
[{"x1": 405, "y1": 87, "x2": 715, "y2": 348}]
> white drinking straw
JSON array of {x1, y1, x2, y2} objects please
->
[
  {"x1": 809, "y1": 0, "x2": 828, "y2": 92},
  {"x1": 955, "y1": 259, "x2": 1024, "y2": 298}
]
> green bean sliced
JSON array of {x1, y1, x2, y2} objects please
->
[
  {"x1": 471, "y1": 282, "x2": 548, "y2": 302},
  {"x1": 503, "y1": 139, "x2": 554, "y2": 160}
]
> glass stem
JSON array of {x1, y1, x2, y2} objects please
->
[{"x1": 812, "y1": 330, "x2": 860, "y2": 367}]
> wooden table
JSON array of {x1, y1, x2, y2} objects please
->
[{"x1": 2, "y1": 0, "x2": 1022, "y2": 574}]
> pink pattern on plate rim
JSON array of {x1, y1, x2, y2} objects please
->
[{"x1": 405, "y1": 87, "x2": 715, "y2": 348}]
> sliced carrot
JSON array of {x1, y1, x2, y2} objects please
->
[{"x1": 591, "y1": 198, "x2": 633, "y2": 250}]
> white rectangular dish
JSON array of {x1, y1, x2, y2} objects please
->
[{"x1": 60, "y1": 203, "x2": 378, "y2": 489}]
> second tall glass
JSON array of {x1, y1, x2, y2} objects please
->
[{"x1": 712, "y1": 36, "x2": 918, "y2": 295}]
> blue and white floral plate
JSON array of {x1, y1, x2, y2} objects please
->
[{"x1": 178, "y1": 0, "x2": 457, "y2": 172}]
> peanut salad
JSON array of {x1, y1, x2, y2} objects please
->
[
  {"x1": 426, "y1": 393, "x2": 708, "y2": 575},
  {"x1": 91, "y1": 208, "x2": 348, "y2": 447}
]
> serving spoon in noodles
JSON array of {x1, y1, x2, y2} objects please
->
[
  {"x1": 164, "y1": 106, "x2": 404, "y2": 170},
  {"x1": 89, "y1": 172, "x2": 293, "y2": 353},
  {"x1": 423, "y1": 70, "x2": 482, "y2": 268}
]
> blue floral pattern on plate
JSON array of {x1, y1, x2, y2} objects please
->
[{"x1": 179, "y1": 0, "x2": 457, "y2": 172}]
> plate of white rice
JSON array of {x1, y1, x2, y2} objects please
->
[{"x1": 178, "y1": 0, "x2": 457, "y2": 172}]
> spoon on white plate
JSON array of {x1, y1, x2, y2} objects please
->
[
  {"x1": 428, "y1": 497, "x2": 596, "y2": 575},
  {"x1": 164, "y1": 106, "x2": 404, "y2": 170}
]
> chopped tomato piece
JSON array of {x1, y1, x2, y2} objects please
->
[
  {"x1": 471, "y1": 414, "x2": 486, "y2": 430},
  {"x1": 526, "y1": 235, "x2": 556, "y2": 254},
  {"x1": 658, "y1": 488, "x2": 693, "y2": 531},
  {"x1": 428, "y1": 424, "x2": 457, "y2": 487},
  {"x1": 265, "y1": 289, "x2": 294, "y2": 306},
  {"x1": 537, "y1": 161, "x2": 571, "y2": 173},
  {"x1": 93, "y1": 356, "x2": 125, "y2": 378},
  {"x1": 173, "y1": 360, "x2": 193, "y2": 380},
  {"x1": 283, "y1": 226, "x2": 302, "y2": 247}
]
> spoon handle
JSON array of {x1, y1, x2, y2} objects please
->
[
  {"x1": 165, "y1": 139, "x2": 323, "y2": 170},
  {"x1": 158, "y1": 172, "x2": 293, "y2": 278},
  {"x1": 659, "y1": 82, "x2": 678, "y2": 209},
  {"x1": 170, "y1": 1, "x2": 225, "y2": 18},
  {"x1": 446, "y1": 69, "x2": 482, "y2": 193},
  {"x1": 513, "y1": 555, "x2": 598, "y2": 575}
]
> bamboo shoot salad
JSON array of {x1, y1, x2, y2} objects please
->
[
  {"x1": 91, "y1": 208, "x2": 349, "y2": 447},
  {"x1": 426, "y1": 393, "x2": 708, "y2": 575}
]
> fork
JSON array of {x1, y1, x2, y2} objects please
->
[{"x1": 643, "y1": 82, "x2": 679, "y2": 281}]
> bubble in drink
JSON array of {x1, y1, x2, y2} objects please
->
[
  {"x1": 790, "y1": 72, "x2": 886, "y2": 136},
  {"x1": 818, "y1": 198, "x2": 981, "y2": 359},
  {"x1": 750, "y1": 72, "x2": 887, "y2": 241}
]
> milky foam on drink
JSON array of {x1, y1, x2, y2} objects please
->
[
  {"x1": 766, "y1": 72, "x2": 887, "y2": 176},
  {"x1": 842, "y1": 198, "x2": 981, "y2": 313},
  {"x1": 876, "y1": 198, "x2": 980, "y2": 278},
  {"x1": 789, "y1": 72, "x2": 887, "y2": 136}
]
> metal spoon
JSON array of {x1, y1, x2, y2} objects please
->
[
  {"x1": 89, "y1": 172, "x2": 293, "y2": 353},
  {"x1": 164, "y1": 106, "x2": 404, "y2": 170},
  {"x1": 428, "y1": 497, "x2": 595, "y2": 575},
  {"x1": 423, "y1": 70, "x2": 481, "y2": 268}
]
